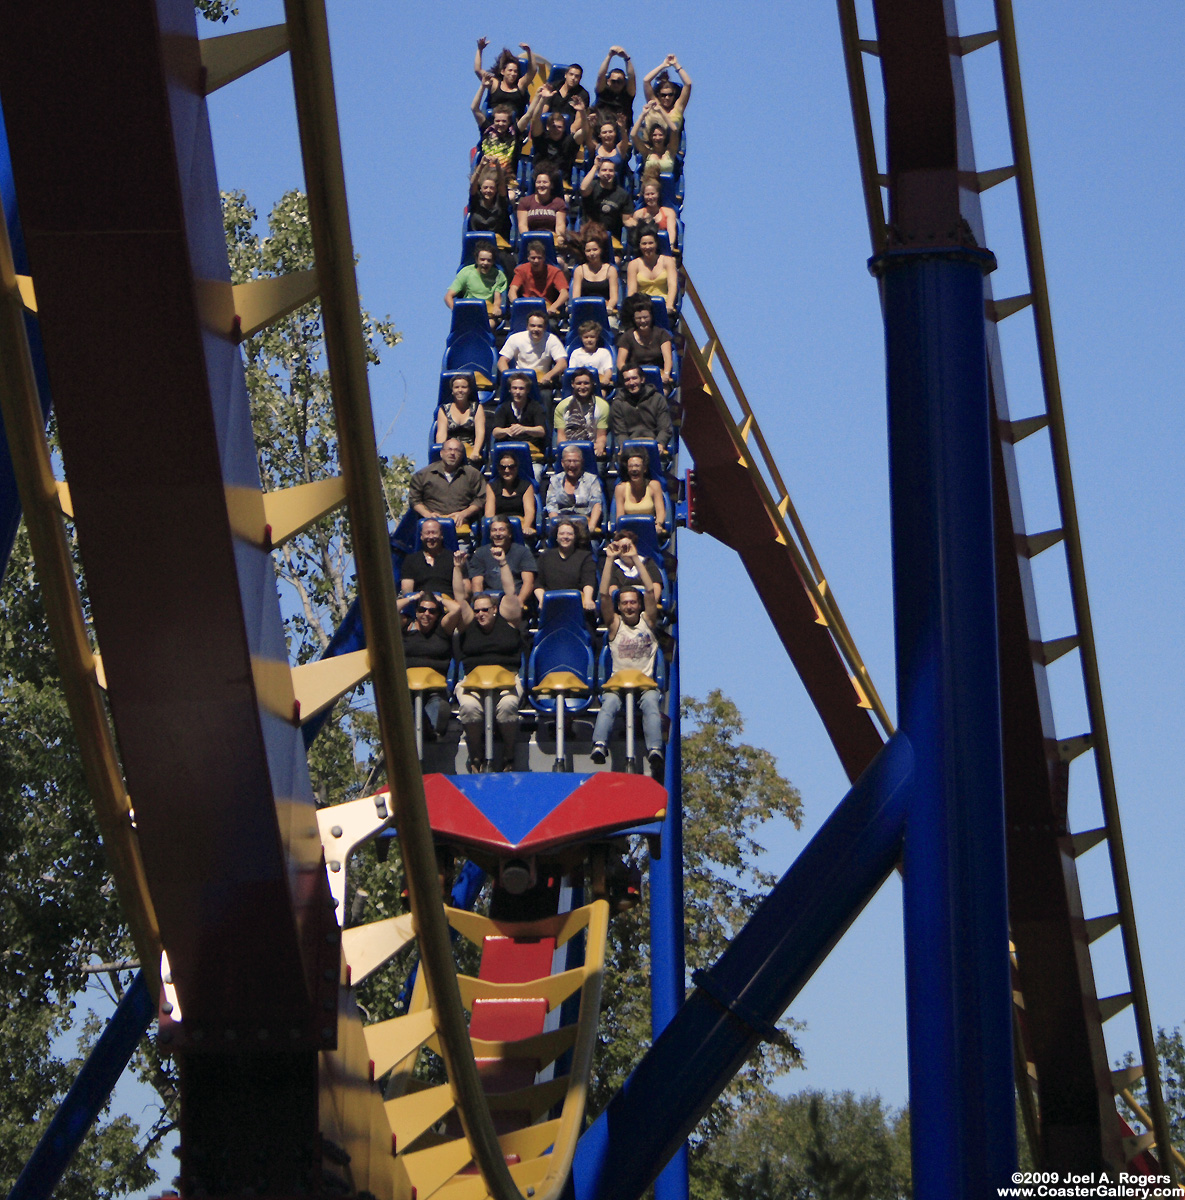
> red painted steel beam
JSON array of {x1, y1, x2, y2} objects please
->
[
  {"x1": 680, "y1": 354, "x2": 884, "y2": 783},
  {"x1": 871, "y1": 0, "x2": 1119, "y2": 1168},
  {"x1": 0, "y1": 1, "x2": 328, "y2": 1034}
]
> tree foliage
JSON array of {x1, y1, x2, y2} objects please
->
[
  {"x1": 590, "y1": 690, "x2": 805, "y2": 1142},
  {"x1": 693, "y1": 1090, "x2": 912, "y2": 1200}
]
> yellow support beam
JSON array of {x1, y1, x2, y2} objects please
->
[
  {"x1": 290, "y1": 648, "x2": 371, "y2": 723},
  {"x1": 456, "y1": 968, "x2": 584, "y2": 1012},
  {"x1": 364, "y1": 1010, "x2": 438, "y2": 1079},
  {"x1": 342, "y1": 913, "x2": 416, "y2": 985},
  {"x1": 199, "y1": 23, "x2": 290, "y2": 94},
  {"x1": 231, "y1": 269, "x2": 319, "y2": 339}
]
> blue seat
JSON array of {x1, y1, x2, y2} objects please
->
[
  {"x1": 438, "y1": 370, "x2": 491, "y2": 409},
  {"x1": 508, "y1": 298, "x2": 547, "y2": 333},
  {"x1": 478, "y1": 516, "x2": 525, "y2": 546},
  {"x1": 459, "y1": 231, "x2": 502, "y2": 272},
  {"x1": 516, "y1": 235, "x2": 561, "y2": 266},
  {"x1": 528, "y1": 591, "x2": 595, "y2": 717},
  {"x1": 555, "y1": 441, "x2": 597, "y2": 475},
  {"x1": 448, "y1": 299, "x2": 495, "y2": 347},
  {"x1": 415, "y1": 518, "x2": 460, "y2": 552},
  {"x1": 486, "y1": 441, "x2": 535, "y2": 483},
  {"x1": 494, "y1": 370, "x2": 547, "y2": 410},
  {"x1": 658, "y1": 172, "x2": 681, "y2": 211},
  {"x1": 390, "y1": 509, "x2": 419, "y2": 557},
  {"x1": 566, "y1": 299, "x2": 613, "y2": 351},
  {"x1": 639, "y1": 366, "x2": 665, "y2": 395},
  {"x1": 442, "y1": 335, "x2": 497, "y2": 390},
  {"x1": 618, "y1": 439, "x2": 664, "y2": 481},
  {"x1": 612, "y1": 514, "x2": 665, "y2": 562}
]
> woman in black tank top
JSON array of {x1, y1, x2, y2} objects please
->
[
  {"x1": 484, "y1": 448, "x2": 537, "y2": 537},
  {"x1": 435, "y1": 374, "x2": 486, "y2": 463}
]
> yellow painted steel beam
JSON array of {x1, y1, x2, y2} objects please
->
[
  {"x1": 364, "y1": 1009, "x2": 438, "y2": 1079},
  {"x1": 680, "y1": 275, "x2": 894, "y2": 737},
  {"x1": 342, "y1": 913, "x2": 416, "y2": 984},
  {"x1": 427, "y1": 1025, "x2": 578, "y2": 1068},
  {"x1": 231, "y1": 269, "x2": 320, "y2": 339},
  {"x1": 226, "y1": 475, "x2": 347, "y2": 548},
  {"x1": 385, "y1": 1083, "x2": 458, "y2": 1155},
  {"x1": 0, "y1": 203, "x2": 161, "y2": 997},
  {"x1": 444, "y1": 904, "x2": 592, "y2": 949},
  {"x1": 281, "y1": 3, "x2": 520, "y2": 1197},
  {"x1": 199, "y1": 23, "x2": 290, "y2": 94},
  {"x1": 457, "y1": 968, "x2": 584, "y2": 1011},
  {"x1": 290, "y1": 647, "x2": 371, "y2": 722}
]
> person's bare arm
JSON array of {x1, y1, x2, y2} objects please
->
[
  {"x1": 632, "y1": 554, "x2": 660, "y2": 624},
  {"x1": 497, "y1": 353, "x2": 513, "y2": 374},
  {"x1": 580, "y1": 163, "x2": 598, "y2": 196},
  {"x1": 651, "y1": 481, "x2": 667, "y2": 529},
  {"x1": 588, "y1": 501, "x2": 603, "y2": 534},
  {"x1": 474, "y1": 37, "x2": 489, "y2": 82},
  {"x1": 625, "y1": 258, "x2": 639, "y2": 297},
  {"x1": 471, "y1": 78, "x2": 491, "y2": 128},
  {"x1": 521, "y1": 487, "x2": 537, "y2": 537},
  {"x1": 454, "y1": 552, "x2": 475, "y2": 627},
  {"x1": 630, "y1": 109, "x2": 649, "y2": 154},
  {"x1": 671, "y1": 59, "x2": 692, "y2": 115},
  {"x1": 616, "y1": 342, "x2": 629, "y2": 372},
  {"x1": 595, "y1": 50, "x2": 614, "y2": 92},
  {"x1": 542, "y1": 352, "x2": 568, "y2": 385},
  {"x1": 435, "y1": 408, "x2": 449, "y2": 446},
  {"x1": 519, "y1": 43, "x2": 536, "y2": 85},
  {"x1": 593, "y1": 421, "x2": 608, "y2": 457},
  {"x1": 400, "y1": 578, "x2": 416, "y2": 597},
  {"x1": 444, "y1": 287, "x2": 458, "y2": 309},
  {"x1": 516, "y1": 205, "x2": 530, "y2": 235},
  {"x1": 492, "y1": 548, "x2": 523, "y2": 624},
  {"x1": 547, "y1": 286, "x2": 568, "y2": 317},
  {"x1": 663, "y1": 256, "x2": 678, "y2": 309},
  {"x1": 571, "y1": 266, "x2": 584, "y2": 300},
  {"x1": 472, "y1": 407, "x2": 487, "y2": 458},
  {"x1": 516, "y1": 570, "x2": 535, "y2": 608},
  {"x1": 660, "y1": 336, "x2": 674, "y2": 384},
  {"x1": 555, "y1": 210, "x2": 567, "y2": 240},
  {"x1": 484, "y1": 484, "x2": 498, "y2": 521},
  {"x1": 642, "y1": 60, "x2": 666, "y2": 103},
  {"x1": 607, "y1": 265, "x2": 620, "y2": 310},
  {"x1": 664, "y1": 208, "x2": 679, "y2": 248},
  {"x1": 439, "y1": 592, "x2": 464, "y2": 635}
]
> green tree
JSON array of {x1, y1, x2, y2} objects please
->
[
  {"x1": 1119, "y1": 1023, "x2": 1185, "y2": 1163},
  {"x1": 590, "y1": 690, "x2": 805, "y2": 1143},
  {"x1": 693, "y1": 1090, "x2": 912, "y2": 1200}
]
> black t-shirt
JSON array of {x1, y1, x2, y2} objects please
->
[
  {"x1": 468, "y1": 195, "x2": 511, "y2": 240},
  {"x1": 403, "y1": 624, "x2": 453, "y2": 671},
  {"x1": 533, "y1": 131, "x2": 580, "y2": 177},
  {"x1": 537, "y1": 547, "x2": 595, "y2": 593},
  {"x1": 544, "y1": 84, "x2": 590, "y2": 119},
  {"x1": 461, "y1": 613, "x2": 523, "y2": 673},
  {"x1": 594, "y1": 86, "x2": 633, "y2": 126},
  {"x1": 486, "y1": 83, "x2": 530, "y2": 121},
  {"x1": 402, "y1": 550, "x2": 456, "y2": 597},
  {"x1": 582, "y1": 183, "x2": 631, "y2": 237},
  {"x1": 492, "y1": 398, "x2": 549, "y2": 451},
  {"x1": 491, "y1": 476, "x2": 532, "y2": 519}
]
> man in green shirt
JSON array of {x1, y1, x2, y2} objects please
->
[{"x1": 444, "y1": 243, "x2": 507, "y2": 328}]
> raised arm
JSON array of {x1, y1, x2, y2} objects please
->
[
  {"x1": 439, "y1": 591, "x2": 464, "y2": 636},
  {"x1": 580, "y1": 162, "x2": 598, "y2": 196},
  {"x1": 642, "y1": 59, "x2": 668, "y2": 103},
  {"x1": 519, "y1": 43, "x2": 536, "y2": 87},
  {"x1": 632, "y1": 554, "x2": 660, "y2": 624},
  {"x1": 526, "y1": 86, "x2": 549, "y2": 138},
  {"x1": 471, "y1": 77, "x2": 491, "y2": 129},
  {"x1": 630, "y1": 108, "x2": 649, "y2": 155},
  {"x1": 493, "y1": 547, "x2": 523, "y2": 625},
  {"x1": 454, "y1": 551, "x2": 475, "y2": 626},
  {"x1": 671, "y1": 59, "x2": 692, "y2": 115},
  {"x1": 474, "y1": 37, "x2": 489, "y2": 82},
  {"x1": 595, "y1": 49, "x2": 614, "y2": 92}
]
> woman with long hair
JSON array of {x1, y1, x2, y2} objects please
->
[
  {"x1": 435, "y1": 374, "x2": 486, "y2": 464},
  {"x1": 614, "y1": 451, "x2": 666, "y2": 534},
  {"x1": 484, "y1": 448, "x2": 537, "y2": 538}
]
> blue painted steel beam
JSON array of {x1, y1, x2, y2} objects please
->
[
  {"x1": 568, "y1": 733, "x2": 913, "y2": 1200},
  {"x1": 8, "y1": 972, "x2": 153, "y2": 1200},
  {"x1": 877, "y1": 244, "x2": 1016, "y2": 1197},
  {"x1": 650, "y1": 612, "x2": 687, "y2": 1200}
]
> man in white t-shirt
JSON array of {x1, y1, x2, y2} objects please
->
[
  {"x1": 590, "y1": 543, "x2": 663, "y2": 775},
  {"x1": 497, "y1": 311, "x2": 567, "y2": 403}
]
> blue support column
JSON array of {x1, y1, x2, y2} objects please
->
[
  {"x1": 650, "y1": 628, "x2": 687, "y2": 1200},
  {"x1": 875, "y1": 246, "x2": 1016, "y2": 1197},
  {"x1": 570, "y1": 733, "x2": 913, "y2": 1200},
  {"x1": 9, "y1": 971, "x2": 154, "y2": 1200}
]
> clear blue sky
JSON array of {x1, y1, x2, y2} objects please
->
[{"x1": 109, "y1": 0, "x2": 1185, "y2": 1180}]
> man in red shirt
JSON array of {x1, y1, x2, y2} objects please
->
[{"x1": 509, "y1": 240, "x2": 569, "y2": 323}]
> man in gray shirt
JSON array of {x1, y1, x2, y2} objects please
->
[
  {"x1": 467, "y1": 517, "x2": 537, "y2": 608},
  {"x1": 409, "y1": 438, "x2": 487, "y2": 528}
]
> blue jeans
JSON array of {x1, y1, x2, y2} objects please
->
[{"x1": 592, "y1": 688, "x2": 662, "y2": 753}]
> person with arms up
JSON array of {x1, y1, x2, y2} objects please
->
[
  {"x1": 545, "y1": 444, "x2": 605, "y2": 536},
  {"x1": 643, "y1": 54, "x2": 692, "y2": 130},
  {"x1": 594, "y1": 46, "x2": 636, "y2": 133},
  {"x1": 473, "y1": 40, "x2": 535, "y2": 120},
  {"x1": 531, "y1": 93, "x2": 585, "y2": 179},
  {"x1": 444, "y1": 241, "x2": 506, "y2": 331},
  {"x1": 541, "y1": 63, "x2": 589, "y2": 119},
  {"x1": 604, "y1": 526, "x2": 663, "y2": 606},
  {"x1": 409, "y1": 438, "x2": 488, "y2": 530},
  {"x1": 453, "y1": 547, "x2": 525, "y2": 773},
  {"x1": 553, "y1": 368, "x2": 610, "y2": 459},
  {"x1": 610, "y1": 365, "x2": 672, "y2": 451},
  {"x1": 590, "y1": 542, "x2": 664, "y2": 775},
  {"x1": 631, "y1": 103, "x2": 681, "y2": 174},
  {"x1": 399, "y1": 590, "x2": 462, "y2": 739},
  {"x1": 467, "y1": 516, "x2": 536, "y2": 608},
  {"x1": 470, "y1": 89, "x2": 532, "y2": 194},
  {"x1": 534, "y1": 518, "x2": 596, "y2": 612}
]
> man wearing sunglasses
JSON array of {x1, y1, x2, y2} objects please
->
[{"x1": 452, "y1": 547, "x2": 525, "y2": 772}]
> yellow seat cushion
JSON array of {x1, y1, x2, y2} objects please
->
[
  {"x1": 460, "y1": 664, "x2": 518, "y2": 691},
  {"x1": 533, "y1": 670, "x2": 590, "y2": 696},
  {"x1": 406, "y1": 667, "x2": 448, "y2": 692},
  {"x1": 602, "y1": 669, "x2": 658, "y2": 692}
]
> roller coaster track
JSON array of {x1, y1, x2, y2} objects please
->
[
  {"x1": 1, "y1": 1, "x2": 1174, "y2": 1196},
  {"x1": 835, "y1": 0, "x2": 1174, "y2": 1174},
  {"x1": 0, "y1": 4, "x2": 608, "y2": 1198}
]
